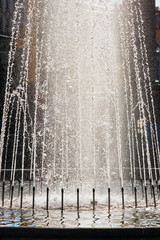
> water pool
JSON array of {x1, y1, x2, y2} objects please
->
[{"x1": 0, "y1": 207, "x2": 160, "y2": 228}]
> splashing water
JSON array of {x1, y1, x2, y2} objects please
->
[{"x1": 0, "y1": 0, "x2": 159, "y2": 210}]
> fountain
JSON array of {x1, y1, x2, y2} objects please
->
[{"x1": 0, "y1": 0, "x2": 160, "y2": 230}]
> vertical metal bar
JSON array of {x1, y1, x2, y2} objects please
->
[
  {"x1": 145, "y1": 186, "x2": 148, "y2": 208},
  {"x1": 20, "y1": 186, "x2": 23, "y2": 209},
  {"x1": 134, "y1": 187, "x2": 137, "y2": 208},
  {"x1": 61, "y1": 188, "x2": 64, "y2": 215},
  {"x1": 121, "y1": 187, "x2": 124, "y2": 209},
  {"x1": 77, "y1": 188, "x2": 79, "y2": 216},
  {"x1": 93, "y1": 188, "x2": 95, "y2": 212},
  {"x1": 32, "y1": 186, "x2": 35, "y2": 209},
  {"x1": 46, "y1": 187, "x2": 49, "y2": 210},
  {"x1": 108, "y1": 188, "x2": 110, "y2": 211},
  {"x1": 10, "y1": 186, "x2": 14, "y2": 209}
]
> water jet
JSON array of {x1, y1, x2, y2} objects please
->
[{"x1": 0, "y1": 0, "x2": 159, "y2": 230}]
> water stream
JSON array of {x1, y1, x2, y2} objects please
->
[{"x1": 0, "y1": 0, "x2": 159, "y2": 214}]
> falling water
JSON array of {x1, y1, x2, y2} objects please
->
[{"x1": 0, "y1": 0, "x2": 159, "y2": 209}]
